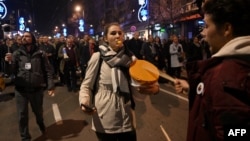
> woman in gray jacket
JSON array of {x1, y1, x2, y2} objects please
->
[{"x1": 79, "y1": 23, "x2": 159, "y2": 141}]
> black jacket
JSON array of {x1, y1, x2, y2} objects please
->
[
  {"x1": 141, "y1": 42, "x2": 159, "y2": 66},
  {"x1": 11, "y1": 45, "x2": 54, "y2": 92},
  {"x1": 78, "y1": 42, "x2": 98, "y2": 67},
  {"x1": 127, "y1": 38, "x2": 143, "y2": 59}
]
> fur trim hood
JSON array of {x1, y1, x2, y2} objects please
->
[{"x1": 212, "y1": 36, "x2": 250, "y2": 57}]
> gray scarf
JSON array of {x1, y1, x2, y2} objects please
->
[{"x1": 99, "y1": 44, "x2": 132, "y2": 93}]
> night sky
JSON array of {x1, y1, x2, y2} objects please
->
[
  {"x1": 33, "y1": 0, "x2": 69, "y2": 35},
  {"x1": 3, "y1": 0, "x2": 84, "y2": 35}
]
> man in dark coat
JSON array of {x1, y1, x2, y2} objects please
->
[
  {"x1": 127, "y1": 31, "x2": 143, "y2": 59},
  {"x1": 5, "y1": 31, "x2": 55, "y2": 141}
]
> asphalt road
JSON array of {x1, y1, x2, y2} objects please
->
[{"x1": 0, "y1": 81, "x2": 188, "y2": 141}]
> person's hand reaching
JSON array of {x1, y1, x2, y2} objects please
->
[{"x1": 174, "y1": 79, "x2": 189, "y2": 94}]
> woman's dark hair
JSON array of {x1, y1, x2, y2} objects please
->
[
  {"x1": 203, "y1": 0, "x2": 250, "y2": 37},
  {"x1": 103, "y1": 22, "x2": 121, "y2": 37}
]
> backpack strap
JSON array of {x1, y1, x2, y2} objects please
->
[{"x1": 91, "y1": 55, "x2": 103, "y2": 104}]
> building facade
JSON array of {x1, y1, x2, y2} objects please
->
[{"x1": 85, "y1": 0, "x2": 203, "y2": 40}]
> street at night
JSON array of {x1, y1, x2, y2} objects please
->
[
  {"x1": 2, "y1": 0, "x2": 249, "y2": 141},
  {"x1": 0, "y1": 80, "x2": 188, "y2": 141}
]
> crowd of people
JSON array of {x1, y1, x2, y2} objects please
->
[
  {"x1": 0, "y1": 28, "x2": 211, "y2": 86},
  {"x1": 127, "y1": 32, "x2": 211, "y2": 79},
  {"x1": 0, "y1": 34, "x2": 99, "y2": 91}
]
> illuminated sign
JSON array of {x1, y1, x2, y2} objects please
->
[
  {"x1": 160, "y1": 28, "x2": 166, "y2": 32},
  {"x1": 198, "y1": 20, "x2": 204, "y2": 24},
  {"x1": 19, "y1": 17, "x2": 25, "y2": 31},
  {"x1": 25, "y1": 27, "x2": 30, "y2": 32},
  {"x1": 154, "y1": 24, "x2": 161, "y2": 30},
  {"x1": 130, "y1": 26, "x2": 136, "y2": 32},
  {"x1": 63, "y1": 28, "x2": 67, "y2": 36},
  {"x1": 138, "y1": 0, "x2": 148, "y2": 22},
  {"x1": 79, "y1": 19, "x2": 84, "y2": 32},
  {"x1": 89, "y1": 28, "x2": 94, "y2": 35},
  {"x1": 56, "y1": 33, "x2": 61, "y2": 38},
  {"x1": 0, "y1": 1, "x2": 7, "y2": 19}
]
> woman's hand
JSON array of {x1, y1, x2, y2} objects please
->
[
  {"x1": 174, "y1": 79, "x2": 189, "y2": 94},
  {"x1": 80, "y1": 104, "x2": 97, "y2": 115},
  {"x1": 80, "y1": 96, "x2": 96, "y2": 115},
  {"x1": 48, "y1": 90, "x2": 55, "y2": 97}
]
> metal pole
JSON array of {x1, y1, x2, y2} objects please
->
[{"x1": 148, "y1": 0, "x2": 150, "y2": 36}]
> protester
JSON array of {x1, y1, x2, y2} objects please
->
[
  {"x1": 154, "y1": 36, "x2": 166, "y2": 70},
  {"x1": 163, "y1": 35, "x2": 174, "y2": 75},
  {"x1": 58, "y1": 36, "x2": 79, "y2": 92},
  {"x1": 127, "y1": 31, "x2": 143, "y2": 59},
  {"x1": 78, "y1": 35, "x2": 98, "y2": 80},
  {"x1": 40, "y1": 36, "x2": 56, "y2": 75},
  {"x1": 169, "y1": 35, "x2": 184, "y2": 78},
  {"x1": 11, "y1": 34, "x2": 22, "y2": 52},
  {"x1": 79, "y1": 22, "x2": 159, "y2": 141},
  {"x1": 140, "y1": 35, "x2": 159, "y2": 67},
  {"x1": 55, "y1": 35, "x2": 66, "y2": 86},
  {"x1": 174, "y1": 0, "x2": 250, "y2": 140},
  {"x1": 5, "y1": 31, "x2": 55, "y2": 141},
  {"x1": 187, "y1": 36, "x2": 203, "y2": 62}
]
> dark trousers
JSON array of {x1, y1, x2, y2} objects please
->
[
  {"x1": 95, "y1": 130, "x2": 137, "y2": 141},
  {"x1": 64, "y1": 65, "x2": 77, "y2": 91},
  {"x1": 57, "y1": 59, "x2": 65, "y2": 84},
  {"x1": 80, "y1": 65, "x2": 87, "y2": 80},
  {"x1": 58, "y1": 70, "x2": 65, "y2": 84},
  {"x1": 15, "y1": 89, "x2": 45, "y2": 141}
]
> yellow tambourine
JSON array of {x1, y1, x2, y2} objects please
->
[{"x1": 129, "y1": 60, "x2": 159, "y2": 86}]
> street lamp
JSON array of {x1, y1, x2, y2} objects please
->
[
  {"x1": 75, "y1": 5, "x2": 81, "y2": 12},
  {"x1": 67, "y1": 3, "x2": 84, "y2": 37},
  {"x1": 74, "y1": 4, "x2": 84, "y2": 20},
  {"x1": 73, "y1": 5, "x2": 84, "y2": 37}
]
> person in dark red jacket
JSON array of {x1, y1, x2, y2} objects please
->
[{"x1": 174, "y1": 0, "x2": 250, "y2": 140}]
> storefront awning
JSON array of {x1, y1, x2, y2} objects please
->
[{"x1": 177, "y1": 13, "x2": 202, "y2": 22}]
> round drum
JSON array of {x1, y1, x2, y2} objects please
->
[{"x1": 129, "y1": 60, "x2": 159, "y2": 86}]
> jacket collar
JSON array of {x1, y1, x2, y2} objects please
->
[{"x1": 213, "y1": 36, "x2": 250, "y2": 57}]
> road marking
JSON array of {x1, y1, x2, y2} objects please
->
[
  {"x1": 52, "y1": 103, "x2": 63, "y2": 124},
  {"x1": 160, "y1": 88, "x2": 188, "y2": 102},
  {"x1": 160, "y1": 125, "x2": 172, "y2": 141}
]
